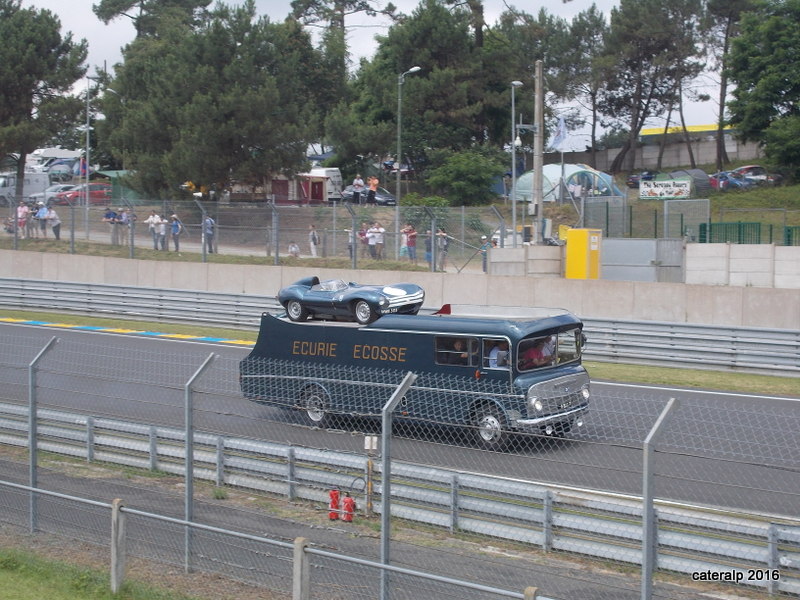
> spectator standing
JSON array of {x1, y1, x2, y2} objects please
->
[
  {"x1": 367, "y1": 176, "x2": 378, "y2": 204},
  {"x1": 156, "y1": 217, "x2": 168, "y2": 251},
  {"x1": 46, "y1": 206, "x2": 62, "y2": 240},
  {"x1": 404, "y1": 223, "x2": 417, "y2": 264},
  {"x1": 358, "y1": 222, "x2": 369, "y2": 258},
  {"x1": 372, "y1": 221, "x2": 385, "y2": 259},
  {"x1": 436, "y1": 227, "x2": 449, "y2": 271},
  {"x1": 16, "y1": 201, "x2": 29, "y2": 239},
  {"x1": 308, "y1": 224, "x2": 320, "y2": 257},
  {"x1": 366, "y1": 223, "x2": 378, "y2": 258},
  {"x1": 203, "y1": 214, "x2": 215, "y2": 253},
  {"x1": 424, "y1": 230, "x2": 432, "y2": 268},
  {"x1": 116, "y1": 208, "x2": 130, "y2": 246},
  {"x1": 144, "y1": 211, "x2": 162, "y2": 250},
  {"x1": 352, "y1": 174, "x2": 364, "y2": 205},
  {"x1": 25, "y1": 202, "x2": 38, "y2": 239},
  {"x1": 102, "y1": 207, "x2": 118, "y2": 244},
  {"x1": 35, "y1": 202, "x2": 49, "y2": 239},
  {"x1": 170, "y1": 214, "x2": 183, "y2": 252}
]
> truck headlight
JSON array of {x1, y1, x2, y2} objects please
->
[
  {"x1": 581, "y1": 384, "x2": 590, "y2": 400},
  {"x1": 527, "y1": 391, "x2": 543, "y2": 412}
]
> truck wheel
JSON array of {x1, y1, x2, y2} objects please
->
[
  {"x1": 301, "y1": 386, "x2": 332, "y2": 428},
  {"x1": 473, "y1": 404, "x2": 510, "y2": 451},
  {"x1": 353, "y1": 300, "x2": 376, "y2": 324},
  {"x1": 286, "y1": 300, "x2": 309, "y2": 322}
]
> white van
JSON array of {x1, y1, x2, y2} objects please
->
[{"x1": 0, "y1": 172, "x2": 51, "y2": 206}]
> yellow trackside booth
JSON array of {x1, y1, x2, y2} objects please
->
[{"x1": 565, "y1": 228, "x2": 602, "y2": 279}]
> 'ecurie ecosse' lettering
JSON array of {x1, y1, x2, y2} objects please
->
[
  {"x1": 353, "y1": 344, "x2": 407, "y2": 362},
  {"x1": 292, "y1": 341, "x2": 338, "y2": 357}
]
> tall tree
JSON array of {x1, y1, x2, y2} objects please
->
[
  {"x1": 0, "y1": 0, "x2": 87, "y2": 201},
  {"x1": 102, "y1": 0, "x2": 320, "y2": 197},
  {"x1": 92, "y1": 0, "x2": 212, "y2": 38},
  {"x1": 599, "y1": 0, "x2": 697, "y2": 173},
  {"x1": 727, "y1": 0, "x2": 800, "y2": 176},
  {"x1": 706, "y1": 0, "x2": 754, "y2": 171},
  {"x1": 564, "y1": 5, "x2": 610, "y2": 168}
]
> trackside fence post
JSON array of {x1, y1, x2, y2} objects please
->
[
  {"x1": 184, "y1": 352, "x2": 216, "y2": 574},
  {"x1": 380, "y1": 371, "x2": 418, "y2": 600},
  {"x1": 293, "y1": 537, "x2": 310, "y2": 600},
  {"x1": 110, "y1": 498, "x2": 127, "y2": 593},
  {"x1": 641, "y1": 397, "x2": 678, "y2": 600},
  {"x1": 28, "y1": 336, "x2": 57, "y2": 533}
]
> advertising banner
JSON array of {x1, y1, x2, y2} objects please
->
[{"x1": 640, "y1": 180, "x2": 691, "y2": 199}]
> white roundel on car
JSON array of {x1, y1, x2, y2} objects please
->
[{"x1": 382, "y1": 286, "x2": 407, "y2": 296}]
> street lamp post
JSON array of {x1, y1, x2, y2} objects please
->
[
  {"x1": 84, "y1": 78, "x2": 91, "y2": 240},
  {"x1": 510, "y1": 81, "x2": 523, "y2": 248},
  {"x1": 396, "y1": 66, "x2": 421, "y2": 258}
]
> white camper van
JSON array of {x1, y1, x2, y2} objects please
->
[{"x1": 0, "y1": 172, "x2": 51, "y2": 206}]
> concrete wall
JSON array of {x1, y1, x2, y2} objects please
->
[
  {"x1": 686, "y1": 243, "x2": 800, "y2": 289},
  {"x1": 556, "y1": 139, "x2": 762, "y2": 172},
  {"x1": 1, "y1": 249, "x2": 798, "y2": 330}
]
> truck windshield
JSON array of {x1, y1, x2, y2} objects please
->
[{"x1": 517, "y1": 328, "x2": 582, "y2": 372}]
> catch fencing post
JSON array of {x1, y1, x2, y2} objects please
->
[
  {"x1": 271, "y1": 203, "x2": 280, "y2": 265},
  {"x1": 28, "y1": 336, "x2": 57, "y2": 533},
  {"x1": 184, "y1": 352, "x2": 216, "y2": 573},
  {"x1": 293, "y1": 537, "x2": 310, "y2": 600},
  {"x1": 110, "y1": 498, "x2": 127, "y2": 593},
  {"x1": 380, "y1": 371, "x2": 418, "y2": 600},
  {"x1": 641, "y1": 397, "x2": 678, "y2": 600}
]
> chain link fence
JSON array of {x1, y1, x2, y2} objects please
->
[{"x1": 0, "y1": 328, "x2": 799, "y2": 599}]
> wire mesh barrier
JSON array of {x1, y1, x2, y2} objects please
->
[
  {"x1": 2, "y1": 201, "x2": 507, "y2": 270},
  {"x1": 0, "y1": 329, "x2": 799, "y2": 598}
]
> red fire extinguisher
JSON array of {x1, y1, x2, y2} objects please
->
[
  {"x1": 328, "y1": 488, "x2": 340, "y2": 520},
  {"x1": 342, "y1": 492, "x2": 356, "y2": 523}
]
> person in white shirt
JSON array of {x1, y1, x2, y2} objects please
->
[
  {"x1": 144, "y1": 211, "x2": 162, "y2": 249},
  {"x1": 352, "y1": 174, "x2": 364, "y2": 204},
  {"x1": 371, "y1": 221, "x2": 385, "y2": 259}
]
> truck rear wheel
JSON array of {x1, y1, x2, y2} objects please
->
[{"x1": 301, "y1": 386, "x2": 333, "y2": 428}]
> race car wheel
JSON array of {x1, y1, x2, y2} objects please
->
[
  {"x1": 353, "y1": 300, "x2": 377, "y2": 324},
  {"x1": 286, "y1": 300, "x2": 309, "y2": 322}
]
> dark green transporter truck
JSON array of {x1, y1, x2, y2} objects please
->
[{"x1": 240, "y1": 305, "x2": 590, "y2": 450}]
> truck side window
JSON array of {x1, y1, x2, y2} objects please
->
[
  {"x1": 484, "y1": 339, "x2": 510, "y2": 369},
  {"x1": 436, "y1": 337, "x2": 478, "y2": 366}
]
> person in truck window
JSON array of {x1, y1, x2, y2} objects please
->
[
  {"x1": 518, "y1": 336, "x2": 555, "y2": 370},
  {"x1": 488, "y1": 340, "x2": 509, "y2": 369}
]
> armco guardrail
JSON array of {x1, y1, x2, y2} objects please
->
[
  {"x1": 0, "y1": 401, "x2": 797, "y2": 596},
  {"x1": 0, "y1": 278, "x2": 797, "y2": 375}
]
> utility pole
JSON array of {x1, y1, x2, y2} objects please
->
[{"x1": 532, "y1": 60, "x2": 544, "y2": 245}]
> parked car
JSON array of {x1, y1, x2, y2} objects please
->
[
  {"x1": 709, "y1": 171, "x2": 756, "y2": 192},
  {"x1": 278, "y1": 276, "x2": 425, "y2": 324},
  {"x1": 52, "y1": 182, "x2": 112, "y2": 205},
  {"x1": 625, "y1": 170, "x2": 659, "y2": 188},
  {"x1": 340, "y1": 184, "x2": 397, "y2": 206},
  {"x1": 730, "y1": 165, "x2": 783, "y2": 186},
  {"x1": 28, "y1": 184, "x2": 76, "y2": 205}
]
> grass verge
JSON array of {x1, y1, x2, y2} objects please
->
[{"x1": 0, "y1": 545, "x2": 200, "y2": 600}]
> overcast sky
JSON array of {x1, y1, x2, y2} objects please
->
[
  {"x1": 20, "y1": 0, "x2": 717, "y2": 143},
  {"x1": 21, "y1": 0, "x2": 616, "y2": 73}
]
